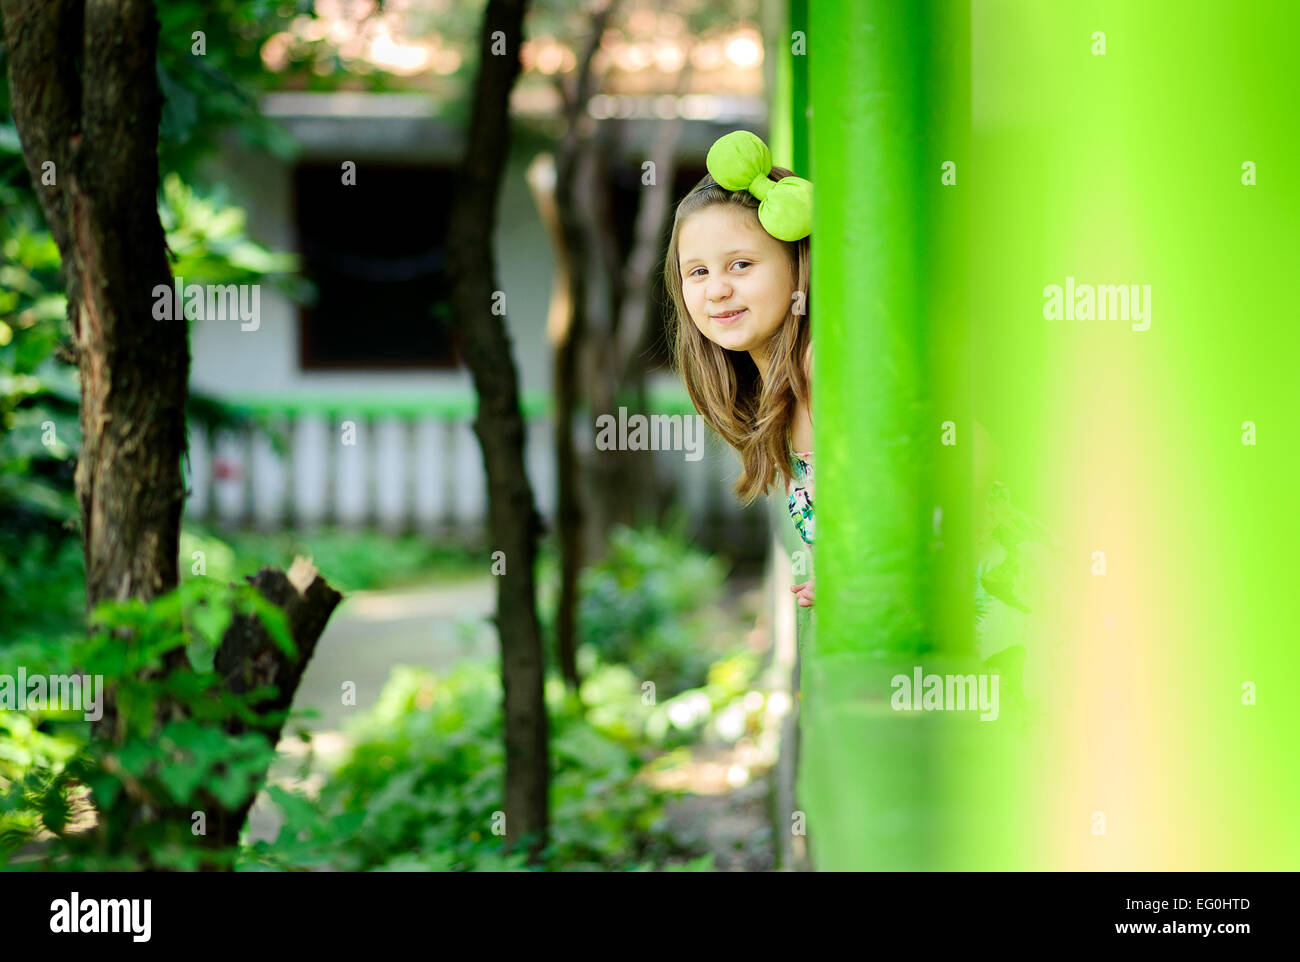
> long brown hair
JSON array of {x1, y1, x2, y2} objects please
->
[{"x1": 664, "y1": 168, "x2": 811, "y2": 505}]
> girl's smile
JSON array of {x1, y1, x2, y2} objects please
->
[{"x1": 710, "y1": 307, "x2": 747, "y2": 323}]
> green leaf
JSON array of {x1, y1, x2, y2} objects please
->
[
  {"x1": 190, "y1": 601, "x2": 233, "y2": 649},
  {"x1": 184, "y1": 636, "x2": 215, "y2": 674},
  {"x1": 82, "y1": 771, "x2": 119, "y2": 814},
  {"x1": 160, "y1": 720, "x2": 229, "y2": 769},
  {"x1": 114, "y1": 739, "x2": 160, "y2": 777},
  {"x1": 265, "y1": 784, "x2": 321, "y2": 831},
  {"x1": 157, "y1": 760, "x2": 208, "y2": 805},
  {"x1": 243, "y1": 595, "x2": 296, "y2": 659},
  {"x1": 209, "y1": 765, "x2": 256, "y2": 810},
  {"x1": 0, "y1": 123, "x2": 22, "y2": 155}
]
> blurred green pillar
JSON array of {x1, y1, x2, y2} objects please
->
[
  {"x1": 793, "y1": 0, "x2": 1300, "y2": 872},
  {"x1": 963, "y1": 0, "x2": 1300, "y2": 869},
  {"x1": 764, "y1": 0, "x2": 807, "y2": 173}
]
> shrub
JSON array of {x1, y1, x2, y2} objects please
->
[
  {"x1": 241, "y1": 659, "x2": 705, "y2": 872},
  {"x1": 538, "y1": 525, "x2": 732, "y2": 695},
  {"x1": 0, "y1": 577, "x2": 301, "y2": 871}
]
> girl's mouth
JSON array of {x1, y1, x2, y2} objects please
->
[{"x1": 711, "y1": 308, "x2": 747, "y2": 324}]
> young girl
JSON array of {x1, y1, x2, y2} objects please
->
[{"x1": 663, "y1": 130, "x2": 816, "y2": 607}]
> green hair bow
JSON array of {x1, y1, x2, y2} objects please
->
[{"x1": 705, "y1": 129, "x2": 813, "y2": 242}]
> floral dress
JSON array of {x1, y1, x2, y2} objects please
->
[{"x1": 788, "y1": 448, "x2": 815, "y2": 546}]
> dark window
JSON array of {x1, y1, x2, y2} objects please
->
[{"x1": 294, "y1": 163, "x2": 460, "y2": 370}]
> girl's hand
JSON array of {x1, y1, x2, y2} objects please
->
[{"x1": 791, "y1": 580, "x2": 815, "y2": 607}]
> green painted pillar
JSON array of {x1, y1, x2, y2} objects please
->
[{"x1": 797, "y1": 0, "x2": 973, "y2": 870}]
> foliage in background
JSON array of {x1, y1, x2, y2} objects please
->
[
  {"x1": 245, "y1": 525, "x2": 767, "y2": 872},
  {"x1": 0, "y1": 578, "x2": 301, "y2": 871},
  {"x1": 2, "y1": 514, "x2": 766, "y2": 871},
  {"x1": 180, "y1": 523, "x2": 486, "y2": 593},
  {"x1": 0, "y1": 214, "x2": 83, "y2": 643},
  {"x1": 153, "y1": 0, "x2": 303, "y2": 177},
  {"x1": 0, "y1": 520, "x2": 493, "y2": 868},
  {"x1": 537, "y1": 525, "x2": 735, "y2": 695},
  {"x1": 240, "y1": 655, "x2": 741, "y2": 873},
  {"x1": 0, "y1": 0, "x2": 318, "y2": 608}
]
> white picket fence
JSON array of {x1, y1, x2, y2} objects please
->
[{"x1": 183, "y1": 398, "x2": 766, "y2": 553}]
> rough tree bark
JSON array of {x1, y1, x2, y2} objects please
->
[{"x1": 444, "y1": 0, "x2": 550, "y2": 863}]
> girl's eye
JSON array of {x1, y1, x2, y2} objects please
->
[{"x1": 686, "y1": 260, "x2": 749, "y2": 278}]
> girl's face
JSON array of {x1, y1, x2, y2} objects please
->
[{"x1": 678, "y1": 204, "x2": 795, "y2": 360}]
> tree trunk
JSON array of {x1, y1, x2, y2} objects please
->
[
  {"x1": 548, "y1": 0, "x2": 618, "y2": 693},
  {"x1": 444, "y1": 0, "x2": 550, "y2": 864},
  {"x1": 550, "y1": 150, "x2": 586, "y2": 692},
  {"x1": 206, "y1": 558, "x2": 342, "y2": 856}
]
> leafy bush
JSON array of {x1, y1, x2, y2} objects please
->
[
  {"x1": 241, "y1": 659, "x2": 708, "y2": 872},
  {"x1": 180, "y1": 523, "x2": 486, "y2": 593},
  {"x1": 0, "y1": 577, "x2": 303, "y2": 871},
  {"x1": 576, "y1": 650, "x2": 765, "y2": 752},
  {"x1": 0, "y1": 215, "x2": 84, "y2": 645},
  {"x1": 538, "y1": 525, "x2": 733, "y2": 695}
]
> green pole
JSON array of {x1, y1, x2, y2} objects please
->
[{"x1": 798, "y1": 0, "x2": 972, "y2": 870}]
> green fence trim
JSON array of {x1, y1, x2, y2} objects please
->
[
  {"x1": 217, "y1": 387, "x2": 697, "y2": 421},
  {"x1": 223, "y1": 394, "x2": 442, "y2": 419},
  {"x1": 222, "y1": 392, "x2": 536, "y2": 420}
]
